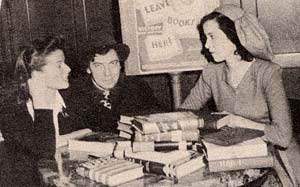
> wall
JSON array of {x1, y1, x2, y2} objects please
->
[
  {"x1": 0, "y1": 0, "x2": 115, "y2": 82},
  {"x1": 1, "y1": 0, "x2": 300, "y2": 110}
]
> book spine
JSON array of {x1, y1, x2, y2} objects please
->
[
  {"x1": 132, "y1": 118, "x2": 203, "y2": 135},
  {"x1": 125, "y1": 153, "x2": 202, "y2": 178},
  {"x1": 134, "y1": 130, "x2": 199, "y2": 142},
  {"x1": 125, "y1": 157, "x2": 166, "y2": 176},
  {"x1": 202, "y1": 114, "x2": 228, "y2": 129},
  {"x1": 132, "y1": 141, "x2": 193, "y2": 152},
  {"x1": 118, "y1": 131, "x2": 132, "y2": 139},
  {"x1": 117, "y1": 122, "x2": 134, "y2": 134},
  {"x1": 208, "y1": 156, "x2": 274, "y2": 172},
  {"x1": 105, "y1": 164, "x2": 143, "y2": 186}
]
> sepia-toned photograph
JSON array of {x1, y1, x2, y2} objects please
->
[{"x1": 1, "y1": 0, "x2": 300, "y2": 186}]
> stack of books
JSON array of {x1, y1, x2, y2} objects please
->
[
  {"x1": 201, "y1": 137, "x2": 274, "y2": 172},
  {"x1": 76, "y1": 156, "x2": 144, "y2": 186},
  {"x1": 118, "y1": 111, "x2": 203, "y2": 152},
  {"x1": 116, "y1": 112, "x2": 207, "y2": 179},
  {"x1": 125, "y1": 150, "x2": 205, "y2": 179}
]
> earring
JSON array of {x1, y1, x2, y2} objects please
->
[{"x1": 234, "y1": 50, "x2": 238, "y2": 55}]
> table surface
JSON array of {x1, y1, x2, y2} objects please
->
[{"x1": 55, "y1": 147, "x2": 280, "y2": 187}]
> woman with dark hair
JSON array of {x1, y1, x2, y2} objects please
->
[
  {"x1": 0, "y1": 36, "x2": 83, "y2": 186},
  {"x1": 180, "y1": 4, "x2": 300, "y2": 185},
  {"x1": 67, "y1": 33, "x2": 165, "y2": 133}
]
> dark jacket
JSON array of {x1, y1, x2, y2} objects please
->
[
  {"x1": 66, "y1": 74, "x2": 165, "y2": 133},
  {"x1": 0, "y1": 91, "x2": 85, "y2": 187}
]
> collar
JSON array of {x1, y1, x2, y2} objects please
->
[
  {"x1": 26, "y1": 91, "x2": 66, "y2": 120},
  {"x1": 221, "y1": 59, "x2": 256, "y2": 84}
]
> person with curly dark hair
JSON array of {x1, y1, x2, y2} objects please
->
[{"x1": 66, "y1": 33, "x2": 165, "y2": 133}]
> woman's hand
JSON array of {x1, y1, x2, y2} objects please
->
[
  {"x1": 217, "y1": 113, "x2": 265, "y2": 131},
  {"x1": 39, "y1": 168, "x2": 75, "y2": 187},
  {"x1": 28, "y1": 73, "x2": 56, "y2": 109},
  {"x1": 39, "y1": 168, "x2": 59, "y2": 185}
]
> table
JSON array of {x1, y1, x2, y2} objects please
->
[{"x1": 53, "y1": 147, "x2": 281, "y2": 187}]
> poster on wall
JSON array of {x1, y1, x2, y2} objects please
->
[{"x1": 119, "y1": 0, "x2": 219, "y2": 75}]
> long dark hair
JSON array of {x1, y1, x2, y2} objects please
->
[
  {"x1": 15, "y1": 36, "x2": 65, "y2": 104},
  {"x1": 197, "y1": 12, "x2": 254, "y2": 63}
]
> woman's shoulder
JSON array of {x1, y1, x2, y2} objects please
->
[
  {"x1": 252, "y1": 59, "x2": 281, "y2": 76},
  {"x1": 254, "y1": 59, "x2": 281, "y2": 70}
]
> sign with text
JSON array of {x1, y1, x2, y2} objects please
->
[{"x1": 120, "y1": 0, "x2": 219, "y2": 75}]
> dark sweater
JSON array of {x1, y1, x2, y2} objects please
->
[
  {"x1": 0, "y1": 92, "x2": 85, "y2": 187},
  {"x1": 65, "y1": 74, "x2": 165, "y2": 133}
]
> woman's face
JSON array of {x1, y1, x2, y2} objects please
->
[
  {"x1": 87, "y1": 49, "x2": 121, "y2": 90},
  {"x1": 41, "y1": 49, "x2": 71, "y2": 90},
  {"x1": 203, "y1": 19, "x2": 236, "y2": 62}
]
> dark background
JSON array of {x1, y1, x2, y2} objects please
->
[{"x1": 1, "y1": 0, "x2": 300, "y2": 115}]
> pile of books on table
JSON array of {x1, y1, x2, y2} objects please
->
[
  {"x1": 118, "y1": 111, "x2": 203, "y2": 150},
  {"x1": 69, "y1": 111, "x2": 274, "y2": 186},
  {"x1": 200, "y1": 130, "x2": 274, "y2": 172},
  {"x1": 69, "y1": 112, "x2": 207, "y2": 186}
]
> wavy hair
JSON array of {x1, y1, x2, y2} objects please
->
[
  {"x1": 197, "y1": 12, "x2": 254, "y2": 63},
  {"x1": 15, "y1": 36, "x2": 65, "y2": 104}
]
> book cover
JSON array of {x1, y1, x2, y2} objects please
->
[
  {"x1": 134, "y1": 130, "x2": 199, "y2": 142},
  {"x1": 201, "y1": 137, "x2": 268, "y2": 161},
  {"x1": 202, "y1": 126, "x2": 264, "y2": 146},
  {"x1": 68, "y1": 139, "x2": 116, "y2": 158},
  {"x1": 132, "y1": 111, "x2": 204, "y2": 135},
  {"x1": 207, "y1": 155, "x2": 274, "y2": 172},
  {"x1": 56, "y1": 128, "x2": 92, "y2": 148},
  {"x1": 68, "y1": 132, "x2": 130, "y2": 158}
]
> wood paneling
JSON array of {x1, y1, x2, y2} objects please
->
[{"x1": 0, "y1": 0, "x2": 115, "y2": 84}]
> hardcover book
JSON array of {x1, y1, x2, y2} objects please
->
[
  {"x1": 125, "y1": 150, "x2": 205, "y2": 178},
  {"x1": 76, "y1": 156, "x2": 143, "y2": 186},
  {"x1": 132, "y1": 111, "x2": 204, "y2": 135},
  {"x1": 132, "y1": 141, "x2": 193, "y2": 152},
  {"x1": 202, "y1": 126, "x2": 264, "y2": 146},
  {"x1": 207, "y1": 154, "x2": 274, "y2": 172},
  {"x1": 201, "y1": 137, "x2": 268, "y2": 161},
  {"x1": 68, "y1": 132, "x2": 130, "y2": 159},
  {"x1": 134, "y1": 130, "x2": 199, "y2": 142},
  {"x1": 56, "y1": 128, "x2": 93, "y2": 148},
  {"x1": 117, "y1": 122, "x2": 134, "y2": 134}
]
